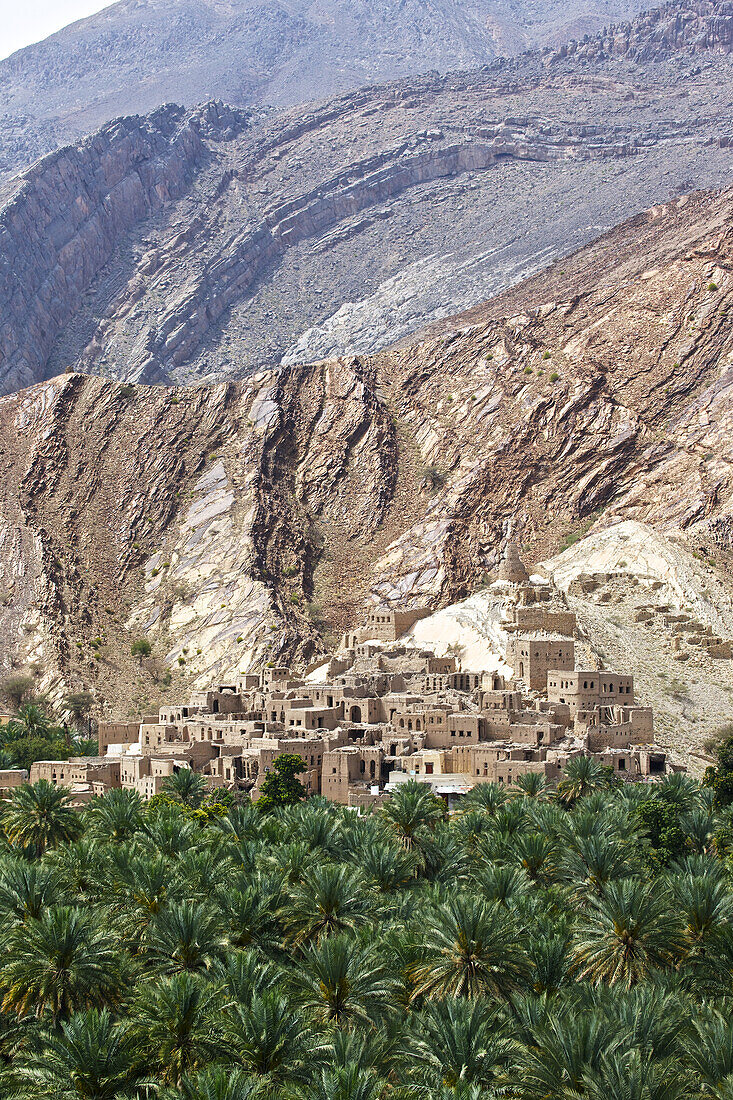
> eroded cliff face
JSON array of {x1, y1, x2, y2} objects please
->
[
  {"x1": 0, "y1": 358, "x2": 398, "y2": 708},
  {"x1": 0, "y1": 102, "x2": 250, "y2": 396},
  {"x1": 549, "y1": 0, "x2": 733, "y2": 61},
  {"x1": 2, "y1": 0, "x2": 733, "y2": 398},
  {"x1": 1, "y1": 187, "x2": 733, "y2": 713}
]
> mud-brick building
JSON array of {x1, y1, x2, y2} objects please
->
[
  {"x1": 30, "y1": 757, "x2": 121, "y2": 790},
  {"x1": 547, "y1": 670, "x2": 635, "y2": 715},
  {"x1": 506, "y1": 636, "x2": 576, "y2": 691},
  {"x1": 341, "y1": 607, "x2": 431, "y2": 648},
  {"x1": 321, "y1": 744, "x2": 386, "y2": 802}
]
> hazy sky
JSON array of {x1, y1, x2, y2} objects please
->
[{"x1": 0, "y1": 0, "x2": 113, "y2": 60}]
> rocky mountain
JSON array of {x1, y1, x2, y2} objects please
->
[
  {"x1": 1, "y1": 184, "x2": 732, "y2": 742},
  {"x1": 0, "y1": 0, "x2": 652, "y2": 179},
  {"x1": 1, "y1": 0, "x2": 732, "y2": 398}
]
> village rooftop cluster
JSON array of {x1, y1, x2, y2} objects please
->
[{"x1": 23, "y1": 545, "x2": 676, "y2": 806}]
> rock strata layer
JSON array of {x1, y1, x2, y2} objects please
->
[
  {"x1": 1, "y1": 186, "x2": 733, "y2": 722},
  {"x1": 0, "y1": 0, "x2": 653, "y2": 179}
]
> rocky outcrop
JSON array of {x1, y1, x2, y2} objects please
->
[
  {"x1": 0, "y1": 102, "x2": 249, "y2": 394},
  {"x1": 99, "y1": 130, "x2": 640, "y2": 386},
  {"x1": 1, "y1": 185, "x2": 733, "y2": 715},
  {"x1": 549, "y1": 0, "x2": 733, "y2": 62},
  {"x1": 0, "y1": 0, "x2": 652, "y2": 182},
  {"x1": 0, "y1": 357, "x2": 397, "y2": 708}
]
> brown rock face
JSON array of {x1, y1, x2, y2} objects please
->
[{"x1": 1, "y1": 186, "x2": 733, "y2": 710}]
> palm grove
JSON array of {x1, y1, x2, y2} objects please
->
[{"x1": 2, "y1": 753, "x2": 733, "y2": 1099}]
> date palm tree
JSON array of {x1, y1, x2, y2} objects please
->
[
  {"x1": 145, "y1": 901, "x2": 227, "y2": 974},
  {"x1": 410, "y1": 996, "x2": 515, "y2": 1090},
  {"x1": 292, "y1": 1064, "x2": 392, "y2": 1100},
  {"x1": 563, "y1": 833, "x2": 632, "y2": 899},
  {"x1": 382, "y1": 782, "x2": 444, "y2": 849},
  {"x1": 225, "y1": 992, "x2": 325, "y2": 1088},
  {"x1": 0, "y1": 906, "x2": 126, "y2": 1025},
  {"x1": 47, "y1": 838, "x2": 109, "y2": 904},
  {"x1": 215, "y1": 803, "x2": 263, "y2": 843},
  {"x1": 606, "y1": 984, "x2": 687, "y2": 1062},
  {"x1": 572, "y1": 879, "x2": 685, "y2": 988},
  {"x1": 174, "y1": 846, "x2": 236, "y2": 903},
  {"x1": 163, "y1": 769, "x2": 208, "y2": 808},
  {"x1": 283, "y1": 803, "x2": 343, "y2": 857},
  {"x1": 108, "y1": 850, "x2": 180, "y2": 941},
  {"x1": 87, "y1": 789, "x2": 144, "y2": 843},
  {"x1": 656, "y1": 772, "x2": 700, "y2": 814},
  {"x1": 211, "y1": 950, "x2": 284, "y2": 1005},
  {"x1": 514, "y1": 772, "x2": 549, "y2": 799},
  {"x1": 681, "y1": 807, "x2": 716, "y2": 854},
  {"x1": 683, "y1": 1009, "x2": 733, "y2": 1091},
  {"x1": 581, "y1": 1047, "x2": 690, "y2": 1100},
  {"x1": 526, "y1": 916, "x2": 573, "y2": 994},
  {"x1": 472, "y1": 864, "x2": 532, "y2": 908},
  {"x1": 0, "y1": 857, "x2": 63, "y2": 925},
  {"x1": 9, "y1": 1008, "x2": 147, "y2": 1099},
  {"x1": 164, "y1": 1065, "x2": 261, "y2": 1100},
  {"x1": 410, "y1": 893, "x2": 531, "y2": 1000},
  {"x1": 357, "y1": 842, "x2": 416, "y2": 893},
  {"x1": 292, "y1": 933, "x2": 398, "y2": 1027},
  {"x1": 2, "y1": 780, "x2": 81, "y2": 857},
  {"x1": 143, "y1": 804, "x2": 199, "y2": 857},
  {"x1": 519, "y1": 1006, "x2": 621, "y2": 1100},
  {"x1": 6, "y1": 703, "x2": 52, "y2": 741},
  {"x1": 669, "y1": 869, "x2": 733, "y2": 958},
  {"x1": 281, "y1": 863, "x2": 375, "y2": 947},
  {"x1": 217, "y1": 879, "x2": 283, "y2": 954},
  {"x1": 512, "y1": 832, "x2": 560, "y2": 886},
  {"x1": 464, "y1": 783, "x2": 508, "y2": 815},
  {"x1": 128, "y1": 972, "x2": 226, "y2": 1088},
  {"x1": 557, "y1": 756, "x2": 610, "y2": 807}
]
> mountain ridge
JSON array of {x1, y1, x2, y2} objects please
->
[
  {"x1": 1, "y1": 0, "x2": 732, "y2": 397},
  {"x1": 1, "y1": 183, "x2": 732, "y2": 743},
  {"x1": 0, "y1": 0, "x2": 655, "y2": 179}
]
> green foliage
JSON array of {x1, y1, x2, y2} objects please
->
[
  {"x1": 256, "y1": 753, "x2": 307, "y2": 813},
  {"x1": 634, "y1": 793, "x2": 687, "y2": 868},
  {"x1": 0, "y1": 694, "x2": 98, "y2": 771},
  {"x1": 704, "y1": 730, "x2": 733, "y2": 810},
  {"x1": 0, "y1": 778, "x2": 731, "y2": 1097},
  {"x1": 1, "y1": 780, "x2": 81, "y2": 856},
  {"x1": 130, "y1": 638, "x2": 152, "y2": 659},
  {"x1": 63, "y1": 691, "x2": 94, "y2": 727},
  {"x1": 0, "y1": 673, "x2": 35, "y2": 709},
  {"x1": 422, "y1": 465, "x2": 445, "y2": 491}
]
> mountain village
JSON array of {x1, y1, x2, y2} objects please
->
[{"x1": 23, "y1": 545, "x2": 675, "y2": 807}]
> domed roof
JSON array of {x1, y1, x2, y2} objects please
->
[{"x1": 497, "y1": 540, "x2": 530, "y2": 584}]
